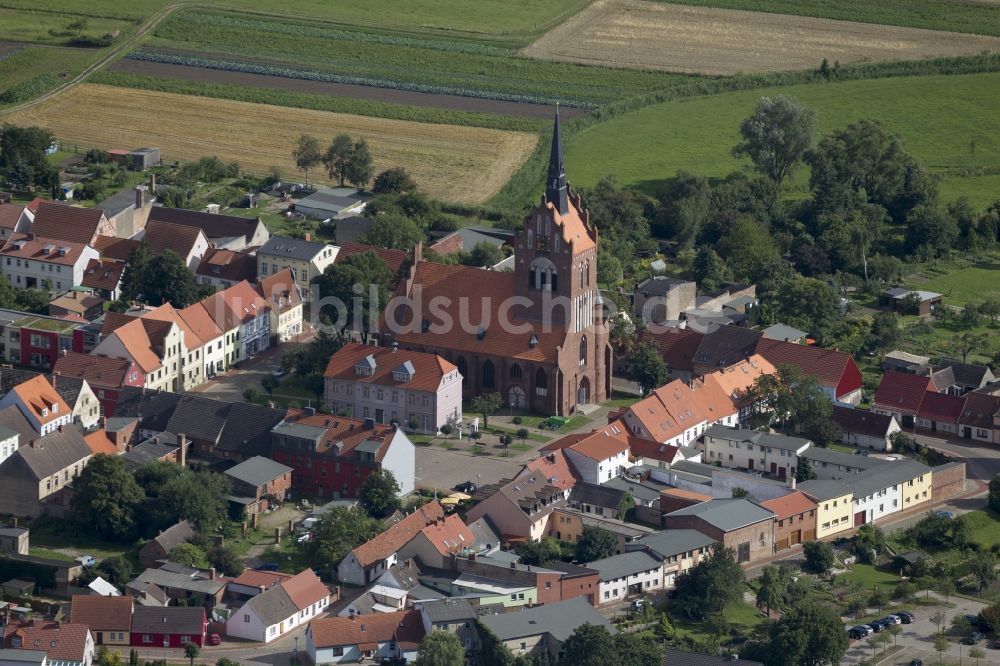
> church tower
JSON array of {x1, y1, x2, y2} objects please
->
[{"x1": 513, "y1": 110, "x2": 610, "y2": 409}]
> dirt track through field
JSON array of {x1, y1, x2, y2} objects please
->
[
  {"x1": 522, "y1": 0, "x2": 1000, "y2": 75},
  {"x1": 109, "y1": 58, "x2": 587, "y2": 120},
  {"x1": 6, "y1": 84, "x2": 538, "y2": 204}
]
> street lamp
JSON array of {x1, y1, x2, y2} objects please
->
[
  {"x1": 294, "y1": 635, "x2": 299, "y2": 660},
  {"x1": 163, "y1": 637, "x2": 169, "y2": 665}
]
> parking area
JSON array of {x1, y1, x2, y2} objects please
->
[
  {"x1": 414, "y1": 446, "x2": 524, "y2": 494},
  {"x1": 842, "y1": 594, "x2": 999, "y2": 664}
]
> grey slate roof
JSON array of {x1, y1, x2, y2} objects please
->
[
  {"x1": 0, "y1": 527, "x2": 27, "y2": 538},
  {"x1": 831, "y1": 406, "x2": 896, "y2": 439},
  {"x1": 797, "y1": 479, "x2": 852, "y2": 501},
  {"x1": 466, "y1": 516, "x2": 501, "y2": 551},
  {"x1": 845, "y1": 459, "x2": 931, "y2": 499},
  {"x1": 245, "y1": 583, "x2": 297, "y2": 626},
  {"x1": 0, "y1": 424, "x2": 18, "y2": 442},
  {"x1": 663, "y1": 647, "x2": 763, "y2": 666},
  {"x1": 130, "y1": 606, "x2": 205, "y2": 634},
  {"x1": 604, "y1": 476, "x2": 667, "y2": 504},
  {"x1": 762, "y1": 323, "x2": 807, "y2": 342},
  {"x1": 295, "y1": 188, "x2": 366, "y2": 214},
  {"x1": 692, "y1": 326, "x2": 762, "y2": 368},
  {"x1": 0, "y1": 406, "x2": 34, "y2": 443},
  {"x1": 665, "y1": 498, "x2": 774, "y2": 532},
  {"x1": 419, "y1": 598, "x2": 476, "y2": 623},
  {"x1": 150, "y1": 520, "x2": 195, "y2": 553},
  {"x1": 13, "y1": 426, "x2": 91, "y2": 480},
  {"x1": 257, "y1": 235, "x2": 332, "y2": 262},
  {"x1": 113, "y1": 388, "x2": 183, "y2": 432},
  {"x1": 630, "y1": 529, "x2": 717, "y2": 558},
  {"x1": 587, "y1": 551, "x2": 661, "y2": 580},
  {"x1": 131, "y1": 567, "x2": 224, "y2": 596},
  {"x1": 801, "y1": 447, "x2": 887, "y2": 472},
  {"x1": 936, "y1": 358, "x2": 994, "y2": 389},
  {"x1": 121, "y1": 433, "x2": 180, "y2": 470},
  {"x1": 568, "y1": 482, "x2": 626, "y2": 510},
  {"x1": 97, "y1": 188, "x2": 141, "y2": 217},
  {"x1": 704, "y1": 425, "x2": 811, "y2": 451},
  {"x1": 225, "y1": 455, "x2": 292, "y2": 488},
  {"x1": 478, "y1": 597, "x2": 614, "y2": 643}
]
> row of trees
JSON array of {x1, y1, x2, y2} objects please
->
[
  {"x1": 0, "y1": 124, "x2": 60, "y2": 194},
  {"x1": 293, "y1": 133, "x2": 374, "y2": 189}
]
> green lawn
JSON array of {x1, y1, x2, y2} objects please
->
[
  {"x1": 1, "y1": 0, "x2": 591, "y2": 42},
  {"x1": 668, "y1": 600, "x2": 765, "y2": 643},
  {"x1": 565, "y1": 72, "x2": 1000, "y2": 208},
  {"x1": 28, "y1": 518, "x2": 132, "y2": 560},
  {"x1": 0, "y1": 46, "x2": 97, "y2": 103},
  {"x1": 905, "y1": 263, "x2": 1000, "y2": 306},
  {"x1": 661, "y1": 0, "x2": 1000, "y2": 37},
  {"x1": 28, "y1": 547, "x2": 74, "y2": 562},
  {"x1": 0, "y1": 8, "x2": 135, "y2": 45},
  {"x1": 964, "y1": 510, "x2": 1000, "y2": 548},
  {"x1": 938, "y1": 173, "x2": 1000, "y2": 210},
  {"x1": 844, "y1": 564, "x2": 901, "y2": 589}
]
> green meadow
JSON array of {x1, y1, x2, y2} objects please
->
[{"x1": 565, "y1": 72, "x2": 1000, "y2": 208}]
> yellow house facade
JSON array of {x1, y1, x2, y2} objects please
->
[
  {"x1": 257, "y1": 236, "x2": 338, "y2": 303},
  {"x1": 901, "y1": 468, "x2": 933, "y2": 509},
  {"x1": 798, "y1": 479, "x2": 854, "y2": 539}
]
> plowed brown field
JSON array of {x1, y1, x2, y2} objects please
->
[
  {"x1": 7, "y1": 84, "x2": 538, "y2": 204},
  {"x1": 521, "y1": 0, "x2": 1000, "y2": 75}
]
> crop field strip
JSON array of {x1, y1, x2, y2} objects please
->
[
  {"x1": 5, "y1": 84, "x2": 538, "y2": 205},
  {"x1": 0, "y1": 0, "x2": 591, "y2": 41},
  {"x1": 522, "y1": 0, "x2": 1000, "y2": 75},
  {"x1": 106, "y1": 59, "x2": 585, "y2": 122},
  {"x1": 562, "y1": 72, "x2": 1000, "y2": 204},
  {"x1": 0, "y1": 45, "x2": 98, "y2": 105},
  {"x1": 136, "y1": 9, "x2": 691, "y2": 108},
  {"x1": 657, "y1": 0, "x2": 1000, "y2": 37}
]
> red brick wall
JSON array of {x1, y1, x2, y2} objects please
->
[
  {"x1": 558, "y1": 572, "x2": 599, "y2": 606},
  {"x1": 931, "y1": 463, "x2": 966, "y2": 501}
]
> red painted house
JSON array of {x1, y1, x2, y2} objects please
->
[
  {"x1": 270, "y1": 410, "x2": 416, "y2": 499},
  {"x1": 53, "y1": 351, "x2": 145, "y2": 415},
  {"x1": 130, "y1": 606, "x2": 207, "y2": 648},
  {"x1": 755, "y1": 338, "x2": 864, "y2": 404},
  {"x1": 0, "y1": 310, "x2": 87, "y2": 369}
]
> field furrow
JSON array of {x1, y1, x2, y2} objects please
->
[{"x1": 5, "y1": 84, "x2": 538, "y2": 204}]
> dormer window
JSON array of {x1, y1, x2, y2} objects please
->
[
  {"x1": 52, "y1": 403, "x2": 58, "y2": 413},
  {"x1": 41, "y1": 408, "x2": 48, "y2": 418},
  {"x1": 355, "y1": 354, "x2": 377, "y2": 376},
  {"x1": 393, "y1": 361, "x2": 415, "y2": 383}
]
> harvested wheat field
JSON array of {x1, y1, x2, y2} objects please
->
[
  {"x1": 521, "y1": 0, "x2": 1000, "y2": 75},
  {"x1": 6, "y1": 84, "x2": 537, "y2": 204}
]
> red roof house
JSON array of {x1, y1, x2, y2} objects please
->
[
  {"x1": 873, "y1": 371, "x2": 936, "y2": 425},
  {"x1": 755, "y1": 338, "x2": 863, "y2": 404}
]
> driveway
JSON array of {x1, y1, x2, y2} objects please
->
[{"x1": 842, "y1": 592, "x2": 997, "y2": 664}]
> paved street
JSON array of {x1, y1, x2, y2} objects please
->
[
  {"x1": 914, "y1": 431, "x2": 1000, "y2": 482},
  {"x1": 415, "y1": 446, "x2": 524, "y2": 493}
]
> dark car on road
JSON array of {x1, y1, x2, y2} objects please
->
[
  {"x1": 454, "y1": 481, "x2": 478, "y2": 494},
  {"x1": 896, "y1": 611, "x2": 915, "y2": 624},
  {"x1": 965, "y1": 632, "x2": 985, "y2": 645}
]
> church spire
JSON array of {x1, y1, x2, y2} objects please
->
[{"x1": 546, "y1": 106, "x2": 569, "y2": 215}]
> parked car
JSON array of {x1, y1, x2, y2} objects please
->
[
  {"x1": 965, "y1": 614, "x2": 980, "y2": 626},
  {"x1": 881, "y1": 615, "x2": 902, "y2": 625},
  {"x1": 257, "y1": 563, "x2": 280, "y2": 572},
  {"x1": 207, "y1": 634, "x2": 222, "y2": 646},
  {"x1": 937, "y1": 510, "x2": 955, "y2": 519},
  {"x1": 270, "y1": 368, "x2": 289, "y2": 378},
  {"x1": 849, "y1": 626, "x2": 870, "y2": 640},
  {"x1": 631, "y1": 599, "x2": 646, "y2": 611},
  {"x1": 454, "y1": 481, "x2": 478, "y2": 494},
  {"x1": 910, "y1": 660, "x2": 922, "y2": 666},
  {"x1": 897, "y1": 611, "x2": 915, "y2": 624},
  {"x1": 75, "y1": 555, "x2": 96, "y2": 567},
  {"x1": 869, "y1": 621, "x2": 883, "y2": 633},
  {"x1": 964, "y1": 632, "x2": 985, "y2": 645}
]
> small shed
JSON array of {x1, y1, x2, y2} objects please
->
[
  {"x1": 128, "y1": 148, "x2": 161, "y2": 171},
  {"x1": 2, "y1": 578, "x2": 34, "y2": 598},
  {"x1": 892, "y1": 550, "x2": 927, "y2": 573}
]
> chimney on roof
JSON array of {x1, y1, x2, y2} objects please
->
[
  {"x1": 209, "y1": 567, "x2": 216, "y2": 581},
  {"x1": 414, "y1": 241, "x2": 423, "y2": 264},
  {"x1": 135, "y1": 187, "x2": 144, "y2": 210},
  {"x1": 304, "y1": 232, "x2": 311, "y2": 242},
  {"x1": 391, "y1": 341, "x2": 398, "y2": 354},
  {"x1": 786, "y1": 476, "x2": 796, "y2": 490}
]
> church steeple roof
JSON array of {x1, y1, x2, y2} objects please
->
[{"x1": 546, "y1": 107, "x2": 569, "y2": 215}]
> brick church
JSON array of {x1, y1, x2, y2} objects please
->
[{"x1": 381, "y1": 112, "x2": 611, "y2": 415}]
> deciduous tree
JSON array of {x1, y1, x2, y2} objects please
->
[
  {"x1": 803, "y1": 540, "x2": 834, "y2": 574},
  {"x1": 71, "y1": 454, "x2": 146, "y2": 540},
  {"x1": 575, "y1": 526, "x2": 617, "y2": 563},
  {"x1": 470, "y1": 392, "x2": 503, "y2": 429},
  {"x1": 292, "y1": 134, "x2": 322, "y2": 188},
  {"x1": 733, "y1": 95, "x2": 816, "y2": 192},
  {"x1": 673, "y1": 545, "x2": 745, "y2": 618},
  {"x1": 622, "y1": 339, "x2": 668, "y2": 396},
  {"x1": 765, "y1": 601, "x2": 849, "y2": 666},
  {"x1": 415, "y1": 631, "x2": 465, "y2": 666},
  {"x1": 312, "y1": 251, "x2": 393, "y2": 342},
  {"x1": 373, "y1": 167, "x2": 416, "y2": 195},
  {"x1": 360, "y1": 469, "x2": 401, "y2": 519},
  {"x1": 309, "y1": 506, "x2": 382, "y2": 572}
]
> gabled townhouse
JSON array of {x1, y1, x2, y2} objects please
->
[
  {"x1": 690, "y1": 326, "x2": 762, "y2": 377},
  {"x1": 271, "y1": 411, "x2": 415, "y2": 498},
  {"x1": 0, "y1": 374, "x2": 73, "y2": 435},
  {"x1": 225, "y1": 569, "x2": 331, "y2": 643},
  {"x1": 872, "y1": 371, "x2": 937, "y2": 427},
  {"x1": 916, "y1": 391, "x2": 966, "y2": 436},
  {"x1": 200, "y1": 280, "x2": 270, "y2": 363},
  {"x1": 127, "y1": 565, "x2": 224, "y2": 609},
  {"x1": 324, "y1": 343, "x2": 462, "y2": 434},
  {"x1": 625, "y1": 529, "x2": 716, "y2": 589},
  {"x1": 53, "y1": 353, "x2": 145, "y2": 416},
  {"x1": 337, "y1": 502, "x2": 445, "y2": 585},
  {"x1": 465, "y1": 471, "x2": 566, "y2": 541},
  {"x1": 93, "y1": 315, "x2": 181, "y2": 392},
  {"x1": 846, "y1": 460, "x2": 932, "y2": 527},
  {"x1": 567, "y1": 482, "x2": 627, "y2": 519},
  {"x1": 663, "y1": 498, "x2": 775, "y2": 564},
  {"x1": 620, "y1": 379, "x2": 723, "y2": 446},
  {"x1": 701, "y1": 425, "x2": 811, "y2": 479},
  {"x1": 0, "y1": 203, "x2": 32, "y2": 241},
  {"x1": 3, "y1": 621, "x2": 94, "y2": 666},
  {"x1": 176, "y1": 301, "x2": 226, "y2": 379},
  {"x1": 0, "y1": 234, "x2": 99, "y2": 291},
  {"x1": 307, "y1": 609, "x2": 425, "y2": 665},
  {"x1": 562, "y1": 429, "x2": 629, "y2": 484},
  {"x1": 257, "y1": 235, "x2": 338, "y2": 302},
  {"x1": 959, "y1": 392, "x2": 1000, "y2": 443},
  {"x1": 47, "y1": 373, "x2": 99, "y2": 430},
  {"x1": 0, "y1": 309, "x2": 87, "y2": 368},
  {"x1": 760, "y1": 491, "x2": 817, "y2": 551},
  {"x1": 397, "y1": 513, "x2": 476, "y2": 569},
  {"x1": 0, "y1": 415, "x2": 92, "y2": 516},
  {"x1": 451, "y1": 551, "x2": 601, "y2": 606},
  {"x1": 129, "y1": 606, "x2": 207, "y2": 648},
  {"x1": 29, "y1": 200, "x2": 114, "y2": 245},
  {"x1": 932, "y1": 358, "x2": 995, "y2": 395},
  {"x1": 703, "y1": 354, "x2": 776, "y2": 425},
  {"x1": 754, "y1": 338, "x2": 864, "y2": 404},
  {"x1": 257, "y1": 268, "x2": 303, "y2": 344},
  {"x1": 139, "y1": 521, "x2": 195, "y2": 569},
  {"x1": 140, "y1": 219, "x2": 209, "y2": 271},
  {"x1": 194, "y1": 248, "x2": 257, "y2": 288},
  {"x1": 517, "y1": 448, "x2": 577, "y2": 493},
  {"x1": 588, "y1": 551, "x2": 663, "y2": 603},
  {"x1": 831, "y1": 406, "x2": 900, "y2": 451},
  {"x1": 80, "y1": 259, "x2": 126, "y2": 301},
  {"x1": 477, "y1": 597, "x2": 614, "y2": 662},
  {"x1": 796, "y1": 480, "x2": 854, "y2": 539},
  {"x1": 146, "y1": 206, "x2": 268, "y2": 251},
  {"x1": 70, "y1": 596, "x2": 133, "y2": 647}
]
